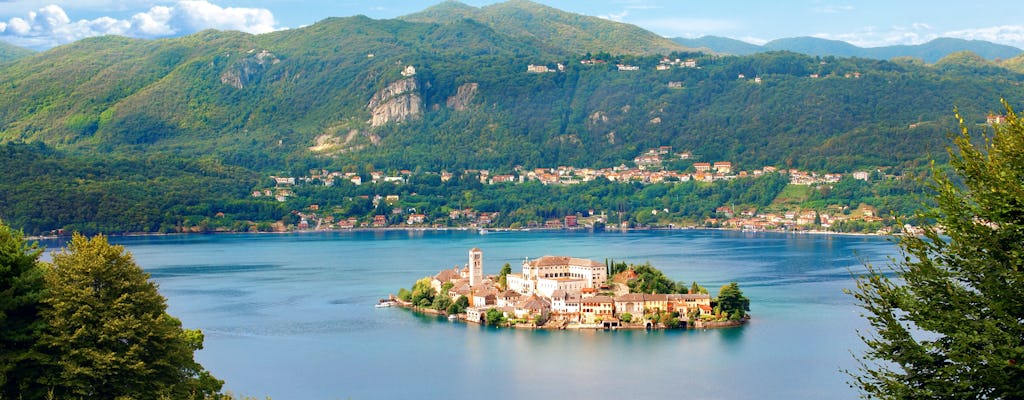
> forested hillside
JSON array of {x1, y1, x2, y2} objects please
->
[{"x1": 0, "y1": 0, "x2": 1021, "y2": 234}]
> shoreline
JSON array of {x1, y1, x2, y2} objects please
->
[
  {"x1": 25, "y1": 225, "x2": 888, "y2": 242},
  {"x1": 390, "y1": 296, "x2": 748, "y2": 331}
]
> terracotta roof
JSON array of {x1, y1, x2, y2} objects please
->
[
  {"x1": 615, "y1": 293, "x2": 646, "y2": 302},
  {"x1": 433, "y1": 268, "x2": 460, "y2": 282},
  {"x1": 516, "y1": 294, "x2": 551, "y2": 311},
  {"x1": 583, "y1": 295, "x2": 615, "y2": 304}
]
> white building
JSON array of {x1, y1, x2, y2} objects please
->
[{"x1": 507, "y1": 256, "x2": 607, "y2": 296}]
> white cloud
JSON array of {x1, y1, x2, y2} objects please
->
[
  {"x1": 598, "y1": 10, "x2": 629, "y2": 22},
  {"x1": 0, "y1": 1, "x2": 278, "y2": 50},
  {"x1": 814, "y1": 23, "x2": 1024, "y2": 49},
  {"x1": 944, "y1": 25, "x2": 1024, "y2": 49}
]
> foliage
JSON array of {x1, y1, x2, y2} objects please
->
[
  {"x1": 626, "y1": 262, "x2": 687, "y2": 294},
  {"x1": 498, "y1": 263, "x2": 512, "y2": 291},
  {"x1": 715, "y1": 282, "x2": 750, "y2": 321},
  {"x1": 396, "y1": 287, "x2": 412, "y2": 302},
  {"x1": 619, "y1": 312, "x2": 633, "y2": 323},
  {"x1": 446, "y1": 296, "x2": 469, "y2": 315},
  {"x1": 409, "y1": 277, "x2": 435, "y2": 308},
  {"x1": 689, "y1": 281, "x2": 708, "y2": 294},
  {"x1": 39, "y1": 233, "x2": 221, "y2": 399},
  {"x1": 484, "y1": 308, "x2": 506, "y2": 326},
  {"x1": 0, "y1": 219, "x2": 46, "y2": 398},
  {"x1": 431, "y1": 293, "x2": 453, "y2": 312},
  {"x1": 848, "y1": 103, "x2": 1024, "y2": 398}
]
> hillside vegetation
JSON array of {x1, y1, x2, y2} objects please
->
[{"x1": 0, "y1": 1, "x2": 1021, "y2": 234}]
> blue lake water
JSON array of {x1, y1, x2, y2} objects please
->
[{"x1": 42, "y1": 229, "x2": 899, "y2": 399}]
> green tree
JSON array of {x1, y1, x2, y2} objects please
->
[
  {"x1": 484, "y1": 308, "x2": 506, "y2": 326},
  {"x1": 446, "y1": 295, "x2": 469, "y2": 315},
  {"x1": 715, "y1": 282, "x2": 750, "y2": 321},
  {"x1": 410, "y1": 277, "x2": 436, "y2": 308},
  {"x1": 0, "y1": 220, "x2": 47, "y2": 398},
  {"x1": 39, "y1": 233, "x2": 222, "y2": 399},
  {"x1": 431, "y1": 294, "x2": 453, "y2": 312},
  {"x1": 497, "y1": 263, "x2": 512, "y2": 291},
  {"x1": 848, "y1": 104, "x2": 1024, "y2": 398}
]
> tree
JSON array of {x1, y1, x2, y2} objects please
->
[
  {"x1": 446, "y1": 295, "x2": 469, "y2": 315},
  {"x1": 484, "y1": 308, "x2": 506, "y2": 326},
  {"x1": 410, "y1": 277, "x2": 435, "y2": 308},
  {"x1": 715, "y1": 282, "x2": 750, "y2": 321},
  {"x1": 498, "y1": 263, "x2": 512, "y2": 291},
  {"x1": 39, "y1": 233, "x2": 222, "y2": 399},
  {"x1": 0, "y1": 220, "x2": 46, "y2": 398},
  {"x1": 849, "y1": 104, "x2": 1024, "y2": 398}
]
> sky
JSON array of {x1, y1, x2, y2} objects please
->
[{"x1": 1, "y1": 0, "x2": 1023, "y2": 51}]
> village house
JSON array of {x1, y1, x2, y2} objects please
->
[
  {"x1": 550, "y1": 290, "x2": 581, "y2": 315},
  {"x1": 514, "y1": 294, "x2": 551, "y2": 320},
  {"x1": 527, "y1": 64, "x2": 553, "y2": 73},
  {"x1": 580, "y1": 296, "x2": 615, "y2": 324}
]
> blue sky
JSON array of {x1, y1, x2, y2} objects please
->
[{"x1": 2, "y1": 0, "x2": 1023, "y2": 51}]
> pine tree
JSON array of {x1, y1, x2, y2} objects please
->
[
  {"x1": 0, "y1": 220, "x2": 46, "y2": 398},
  {"x1": 39, "y1": 233, "x2": 222, "y2": 399},
  {"x1": 849, "y1": 103, "x2": 1024, "y2": 398}
]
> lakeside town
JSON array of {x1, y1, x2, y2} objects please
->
[
  {"x1": 258, "y1": 145, "x2": 904, "y2": 234},
  {"x1": 387, "y1": 248, "x2": 749, "y2": 330}
]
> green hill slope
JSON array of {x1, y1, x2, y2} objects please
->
[
  {"x1": 401, "y1": 0, "x2": 688, "y2": 55},
  {"x1": 0, "y1": 40, "x2": 34, "y2": 64},
  {"x1": 0, "y1": 3, "x2": 1021, "y2": 175}
]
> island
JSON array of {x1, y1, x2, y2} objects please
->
[{"x1": 388, "y1": 248, "x2": 750, "y2": 330}]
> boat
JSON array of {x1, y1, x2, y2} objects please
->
[
  {"x1": 448, "y1": 314, "x2": 458, "y2": 321},
  {"x1": 375, "y1": 298, "x2": 396, "y2": 308}
]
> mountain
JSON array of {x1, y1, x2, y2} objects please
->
[
  {"x1": 671, "y1": 36, "x2": 763, "y2": 55},
  {"x1": 1, "y1": 1, "x2": 1023, "y2": 235},
  {"x1": 0, "y1": 40, "x2": 34, "y2": 64},
  {"x1": 0, "y1": 6, "x2": 1021, "y2": 174},
  {"x1": 674, "y1": 36, "x2": 1024, "y2": 63},
  {"x1": 763, "y1": 37, "x2": 864, "y2": 57},
  {"x1": 401, "y1": 0, "x2": 689, "y2": 55}
]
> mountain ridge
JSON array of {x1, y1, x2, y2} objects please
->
[{"x1": 673, "y1": 35, "x2": 1023, "y2": 63}]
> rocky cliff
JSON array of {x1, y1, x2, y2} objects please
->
[
  {"x1": 220, "y1": 49, "x2": 280, "y2": 89},
  {"x1": 367, "y1": 77, "x2": 422, "y2": 127},
  {"x1": 446, "y1": 82, "x2": 479, "y2": 111}
]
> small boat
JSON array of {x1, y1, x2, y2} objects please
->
[
  {"x1": 448, "y1": 314, "x2": 458, "y2": 321},
  {"x1": 375, "y1": 299, "x2": 396, "y2": 308}
]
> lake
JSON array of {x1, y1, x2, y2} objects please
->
[{"x1": 43, "y1": 229, "x2": 899, "y2": 399}]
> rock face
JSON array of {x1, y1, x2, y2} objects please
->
[
  {"x1": 367, "y1": 78, "x2": 421, "y2": 127},
  {"x1": 220, "y1": 50, "x2": 280, "y2": 89},
  {"x1": 446, "y1": 82, "x2": 478, "y2": 111}
]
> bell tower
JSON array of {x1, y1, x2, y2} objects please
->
[{"x1": 469, "y1": 247, "x2": 483, "y2": 287}]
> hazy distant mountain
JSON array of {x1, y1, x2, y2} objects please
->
[
  {"x1": 674, "y1": 35, "x2": 1023, "y2": 63},
  {"x1": 0, "y1": 41, "x2": 34, "y2": 64},
  {"x1": 401, "y1": 0, "x2": 689, "y2": 55},
  {"x1": 671, "y1": 36, "x2": 763, "y2": 55}
]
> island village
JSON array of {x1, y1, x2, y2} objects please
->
[{"x1": 389, "y1": 248, "x2": 748, "y2": 330}]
